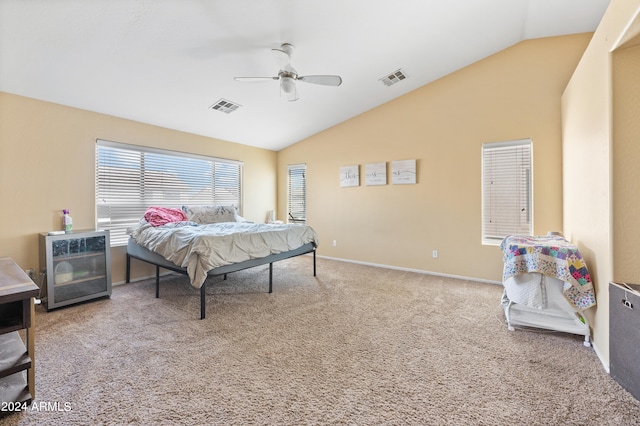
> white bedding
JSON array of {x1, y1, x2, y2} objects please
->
[{"x1": 132, "y1": 221, "x2": 319, "y2": 288}]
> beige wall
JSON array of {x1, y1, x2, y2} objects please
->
[
  {"x1": 562, "y1": 0, "x2": 640, "y2": 366},
  {"x1": 278, "y1": 34, "x2": 592, "y2": 283},
  {"x1": 613, "y1": 41, "x2": 640, "y2": 281},
  {"x1": 0, "y1": 92, "x2": 277, "y2": 283}
]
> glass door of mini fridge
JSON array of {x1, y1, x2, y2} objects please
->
[{"x1": 40, "y1": 230, "x2": 111, "y2": 310}]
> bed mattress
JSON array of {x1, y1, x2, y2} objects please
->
[
  {"x1": 127, "y1": 237, "x2": 315, "y2": 277},
  {"x1": 130, "y1": 221, "x2": 319, "y2": 288}
]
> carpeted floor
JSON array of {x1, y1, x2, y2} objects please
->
[{"x1": 2, "y1": 256, "x2": 640, "y2": 425}]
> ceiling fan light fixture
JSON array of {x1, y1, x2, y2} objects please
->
[
  {"x1": 234, "y1": 43, "x2": 340, "y2": 102},
  {"x1": 281, "y1": 76, "x2": 296, "y2": 94}
]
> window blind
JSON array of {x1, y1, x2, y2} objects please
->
[
  {"x1": 96, "y1": 140, "x2": 242, "y2": 246},
  {"x1": 482, "y1": 139, "x2": 532, "y2": 244},
  {"x1": 287, "y1": 164, "x2": 306, "y2": 224}
]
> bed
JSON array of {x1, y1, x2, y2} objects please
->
[
  {"x1": 500, "y1": 234, "x2": 596, "y2": 346},
  {"x1": 124, "y1": 206, "x2": 319, "y2": 319}
]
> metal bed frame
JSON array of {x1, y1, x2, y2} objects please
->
[{"x1": 125, "y1": 238, "x2": 316, "y2": 319}]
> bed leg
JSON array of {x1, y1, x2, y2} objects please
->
[
  {"x1": 269, "y1": 263, "x2": 273, "y2": 293},
  {"x1": 313, "y1": 249, "x2": 316, "y2": 277},
  {"x1": 200, "y1": 284, "x2": 206, "y2": 320},
  {"x1": 224, "y1": 274, "x2": 227, "y2": 281},
  {"x1": 126, "y1": 254, "x2": 131, "y2": 283},
  {"x1": 155, "y1": 265, "x2": 160, "y2": 298}
]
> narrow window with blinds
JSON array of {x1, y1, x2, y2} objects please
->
[
  {"x1": 482, "y1": 139, "x2": 532, "y2": 245},
  {"x1": 287, "y1": 164, "x2": 306, "y2": 224},
  {"x1": 96, "y1": 140, "x2": 242, "y2": 246}
]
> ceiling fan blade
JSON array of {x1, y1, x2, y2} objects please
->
[
  {"x1": 298, "y1": 75, "x2": 342, "y2": 86},
  {"x1": 236, "y1": 44, "x2": 336, "y2": 101},
  {"x1": 234, "y1": 76, "x2": 279, "y2": 81}
]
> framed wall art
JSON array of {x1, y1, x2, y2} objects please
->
[
  {"x1": 365, "y1": 162, "x2": 387, "y2": 186},
  {"x1": 340, "y1": 165, "x2": 360, "y2": 187},
  {"x1": 391, "y1": 159, "x2": 416, "y2": 184}
]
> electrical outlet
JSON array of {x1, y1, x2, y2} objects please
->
[
  {"x1": 332, "y1": 240, "x2": 337, "y2": 247},
  {"x1": 432, "y1": 250, "x2": 438, "y2": 259}
]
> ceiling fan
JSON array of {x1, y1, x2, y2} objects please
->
[{"x1": 234, "y1": 43, "x2": 342, "y2": 102}]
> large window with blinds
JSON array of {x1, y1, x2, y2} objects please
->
[
  {"x1": 287, "y1": 164, "x2": 306, "y2": 224},
  {"x1": 482, "y1": 139, "x2": 532, "y2": 245},
  {"x1": 96, "y1": 140, "x2": 242, "y2": 246}
]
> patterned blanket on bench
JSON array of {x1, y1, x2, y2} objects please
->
[{"x1": 500, "y1": 235, "x2": 596, "y2": 310}]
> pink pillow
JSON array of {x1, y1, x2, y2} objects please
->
[{"x1": 143, "y1": 207, "x2": 187, "y2": 227}]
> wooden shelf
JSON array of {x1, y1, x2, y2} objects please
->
[
  {"x1": 0, "y1": 370, "x2": 31, "y2": 405},
  {"x1": 0, "y1": 257, "x2": 38, "y2": 406},
  {"x1": 0, "y1": 333, "x2": 31, "y2": 379},
  {"x1": 0, "y1": 298, "x2": 31, "y2": 335}
]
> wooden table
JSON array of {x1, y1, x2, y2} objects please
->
[{"x1": 0, "y1": 257, "x2": 39, "y2": 407}]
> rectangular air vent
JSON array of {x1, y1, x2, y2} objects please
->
[
  {"x1": 209, "y1": 99, "x2": 241, "y2": 114},
  {"x1": 379, "y1": 69, "x2": 407, "y2": 87}
]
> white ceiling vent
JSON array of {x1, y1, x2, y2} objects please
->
[
  {"x1": 209, "y1": 99, "x2": 241, "y2": 114},
  {"x1": 379, "y1": 69, "x2": 407, "y2": 86}
]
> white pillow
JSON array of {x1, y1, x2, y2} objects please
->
[{"x1": 181, "y1": 205, "x2": 237, "y2": 224}]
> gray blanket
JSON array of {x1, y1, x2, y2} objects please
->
[{"x1": 132, "y1": 221, "x2": 319, "y2": 288}]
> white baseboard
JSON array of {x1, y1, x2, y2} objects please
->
[
  {"x1": 317, "y1": 255, "x2": 502, "y2": 285},
  {"x1": 591, "y1": 340, "x2": 610, "y2": 373}
]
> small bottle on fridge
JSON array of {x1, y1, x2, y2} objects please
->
[{"x1": 63, "y1": 209, "x2": 73, "y2": 233}]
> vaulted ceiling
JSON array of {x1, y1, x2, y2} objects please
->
[{"x1": 0, "y1": 0, "x2": 610, "y2": 151}]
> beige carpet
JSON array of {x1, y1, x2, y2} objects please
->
[{"x1": 2, "y1": 256, "x2": 640, "y2": 425}]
